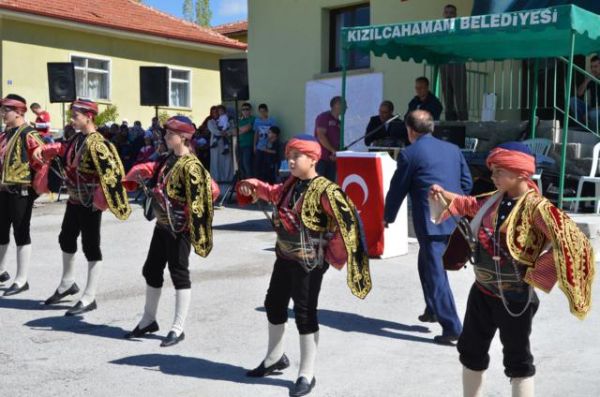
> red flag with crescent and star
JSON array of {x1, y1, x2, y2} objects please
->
[{"x1": 337, "y1": 155, "x2": 385, "y2": 256}]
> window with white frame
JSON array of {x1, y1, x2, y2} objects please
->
[
  {"x1": 71, "y1": 55, "x2": 110, "y2": 100},
  {"x1": 169, "y1": 69, "x2": 191, "y2": 108}
]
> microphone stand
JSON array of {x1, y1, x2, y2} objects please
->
[{"x1": 344, "y1": 114, "x2": 402, "y2": 150}]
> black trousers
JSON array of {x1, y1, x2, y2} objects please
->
[
  {"x1": 441, "y1": 63, "x2": 469, "y2": 121},
  {"x1": 264, "y1": 257, "x2": 329, "y2": 335},
  {"x1": 457, "y1": 283, "x2": 539, "y2": 378},
  {"x1": 142, "y1": 226, "x2": 191, "y2": 290},
  {"x1": 59, "y1": 202, "x2": 103, "y2": 261},
  {"x1": 0, "y1": 190, "x2": 37, "y2": 246}
]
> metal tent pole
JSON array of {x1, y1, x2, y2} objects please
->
[
  {"x1": 530, "y1": 59, "x2": 540, "y2": 139},
  {"x1": 558, "y1": 32, "x2": 576, "y2": 209}
]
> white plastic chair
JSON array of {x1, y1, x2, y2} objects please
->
[
  {"x1": 571, "y1": 142, "x2": 600, "y2": 214},
  {"x1": 522, "y1": 138, "x2": 552, "y2": 156},
  {"x1": 523, "y1": 138, "x2": 552, "y2": 193},
  {"x1": 461, "y1": 137, "x2": 479, "y2": 153}
]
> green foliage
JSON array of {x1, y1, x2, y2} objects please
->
[
  {"x1": 158, "y1": 111, "x2": 170, "y2": 126},
  {"x1": 95, "y1": 105, "x2": 119, "y2": 126},
  {"x1": 195, "y1": 0, "x2": 212, "y2": 27},
  {"x1": 183, "y1": 0, "x2": 194, "y2": 22}
]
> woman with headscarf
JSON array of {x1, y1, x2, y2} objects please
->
[
  {"x1": 429, "y1": 142, "x2": 595, "y2": 397},
  {"x1": 122, "y1": 116, "x2": 218, "y2": 347},
  {"x1": 237, "y1": 134, "x2": 372, "y2": 397},
  {"x1": 33, "y1": 99, "x2": 131, "y2": 316}
]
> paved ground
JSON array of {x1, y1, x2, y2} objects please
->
[{"x1": 1, "y1": 198, "x2": 599, "y2": 397}]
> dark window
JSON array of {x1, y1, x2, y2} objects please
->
[{"x1": 329, "y1": 4, "x2": 370, "y2": 73}]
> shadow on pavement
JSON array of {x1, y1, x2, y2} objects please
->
[
  {"x1": 256, "y1": 307, "x2": 436, "y2": 344},
  {"x1": 213, "y1": 219, "x2": 272, "y2": 232},
  {"x1": 0, "y1": 297, "x2": 71, "y2": 311},
  {"x1": 24, "y1": 315, "x2": 162, "y2": 341},
  {"x1": 110, "y1": 354, "x2": 292, "y2": 389}
]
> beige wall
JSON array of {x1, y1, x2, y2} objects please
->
[
  {"x1": 1, "y1": 19, "x2": 225, "y2": 129},
  {"x1": 248, "y1": 0, "x2": 474, "y2": 139}
]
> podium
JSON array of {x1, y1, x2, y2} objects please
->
[{"x1": 336, "y1": 151, "x2": 408, "y2": 258}]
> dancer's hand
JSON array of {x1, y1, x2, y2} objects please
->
[
  {"x1": 429, "y1": 184, "x2": 445, "y2": 199},
  {"x1": 238, "y1": 182, "x2": 256, "y2": 197},
  {"x1": 32, "y1": 146, "x2": 45, "y2": 164},
  {"x1": 429, "y1": 184, "x2": 457, "y2": 204}
]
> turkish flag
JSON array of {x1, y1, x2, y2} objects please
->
[{"x1": 337, "y1": 155, "x2": 385, "y2": 256}]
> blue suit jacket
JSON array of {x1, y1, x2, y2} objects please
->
[{"x1": 384, "y1": 134, "x2": 473, "y2": 237}]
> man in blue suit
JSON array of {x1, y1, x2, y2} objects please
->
[{"x1": 384, "y1": 110, "x2": 472, "y2": 345}]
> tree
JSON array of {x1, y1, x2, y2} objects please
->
[
  {"x1": 182, "y1": 0, "x2": 194, "y2": 23},
  {"x1": 195, "y1": 0, "x2": 212, "y2": 27}
]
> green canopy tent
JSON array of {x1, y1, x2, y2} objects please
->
[{"x1": 340, "y1": 4, "x2": 600, "y2": 208}]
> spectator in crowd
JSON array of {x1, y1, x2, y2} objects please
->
[
  {"x1": 261, "y1": 126, "x2": 282, "y2": 184},
  {"x1": 135, "y1": 136, "x2": 155, "y2": 165},
  {"x1": 208, "y1": 105, "x2": 233, "y2": 182},
  {"x1": 407, "y1": 77, "x2": 443, "y2": 121},
  {"x1": 210, "y1": 105, "x2": 231, "y2": 155},
  {"x1": 149, "y1": 141, "x2": 167, "y2": 162},
  {"x1": 440, "y1": 4, "x2": 469, "y2": 121},
  {"x1": 192, "y1": 126, "x2": 211, "y2": 171},
  {"x1": 98, "y1": 125, "x2": 111, "y2": 140},
  {"x1": 115, "y1": 124, "x2": 135, "y2": 171},
  {"x1": 364, "y1": 100, "x2": 408, "y2": 147},
  {"x1": 253, "y1": 103, "x2": 276, "y2": 177},
  {"x1": 570, "y1": 55, "x2": 600, "y2": 130},
  {"x1": 147, "y1": 117, "x2": 163, "y2": 147},
  {"x1": 105, "y1": 123, "x2": 118, "y2": 141},
  {"x1": 30, "y1": 102, "x2": 53, "y2": 142},
  {"x1": 238, "y1": 102, "x2": 255, "y2": 178},
  {"x1": 314, "y1": 96, "x2": 344, "y2": 182}
]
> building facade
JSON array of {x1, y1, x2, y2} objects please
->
[{"x1": 0, "y1": 0, "x2": 246, "y2": 129}]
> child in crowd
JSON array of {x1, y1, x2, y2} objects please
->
[{"x1": 210, "y1": 105, "x2": 230, "y2": 155}]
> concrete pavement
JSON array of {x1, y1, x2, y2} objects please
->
[{"x1": 0, "y1": 200, "x2": 599, "y2": 397}]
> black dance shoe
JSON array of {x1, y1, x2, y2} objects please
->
[
  {"x1": 246, "y1": 354, "x2": 290, "y2": 377},
  {"x1": 290, "y1": 376, "x2": 316, "y2": 397},
  {"x1": 160, "y1": 331, "x2": 185, "y2": 347},
  {"x1": 3, "y1": 282, "x2": 29, "y2": 297},
  {"x1": 433, "y1": 334, "x2": 459, "y2": 346},
  {"x1": 124, "y1": 321, "x2": 160, "y2": 339},
  {"x1": 0, "y1": 271, "x2": 10, "y2": 283},
  {"x1": 44, "y1": 283, "x2": 80, "y2": 305},
  {"x1": 418, "y1": 312, "x2": 438, "y2": 323},
  {"x1": 65, "y1": 300, "x2": 97, "y2": 316}
]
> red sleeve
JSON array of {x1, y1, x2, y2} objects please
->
[
  {"x1": 211, "y1": 179, "x2": 220, "y2": 203},
  {"x1": 25, "y1": 134, "x2": 43, "y2": 170},
  {"x1": 123, "y1": 162, "x2": 159, "y2": 191},
  {"x1": 42, "y1": 112, "x2": 51, "y2": 123},
  {"x1": 523, "y1": 213, "x2": 558, "y2": 292},
  {"x1": 42, "y1": 142, "x2": 66, "y2": 161},
  {"x1": 236, "y1": 178, "x2": 284, "y2": 206},
  {"x1": 447, "y1": 195, "x2": 483, "y2": 219}
]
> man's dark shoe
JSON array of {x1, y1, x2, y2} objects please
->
[
  {"x1": 290, "y1": 376, "x2": 316, "y2": 397},
  {"x1": 0, "y1": 271, "x2": 10, "y2": 283},
  {"x1": 44, "y1": 283, "x2": 80, "y2": 305},
  {"x1": 65, "y1": 300, "x2": 97, "y2": 316},
  {"x1": 418, "y1": 312, "x2": 438, "y2": 323},
  {"x1": 3, "y1": 282, "x2": 29, "y2": 296},
  {"x1": 433, "y1": 334, "x2": 459, "y2": 346},
  {"x1": 125, "y1": 321, "x2": 159, "y2": 339},
  {"x1": 246, "y1": 354, "x2": 290, "y2": 377},
  {"x1": 160, "y1": 331, "x2": 185, "y2": 347}
]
